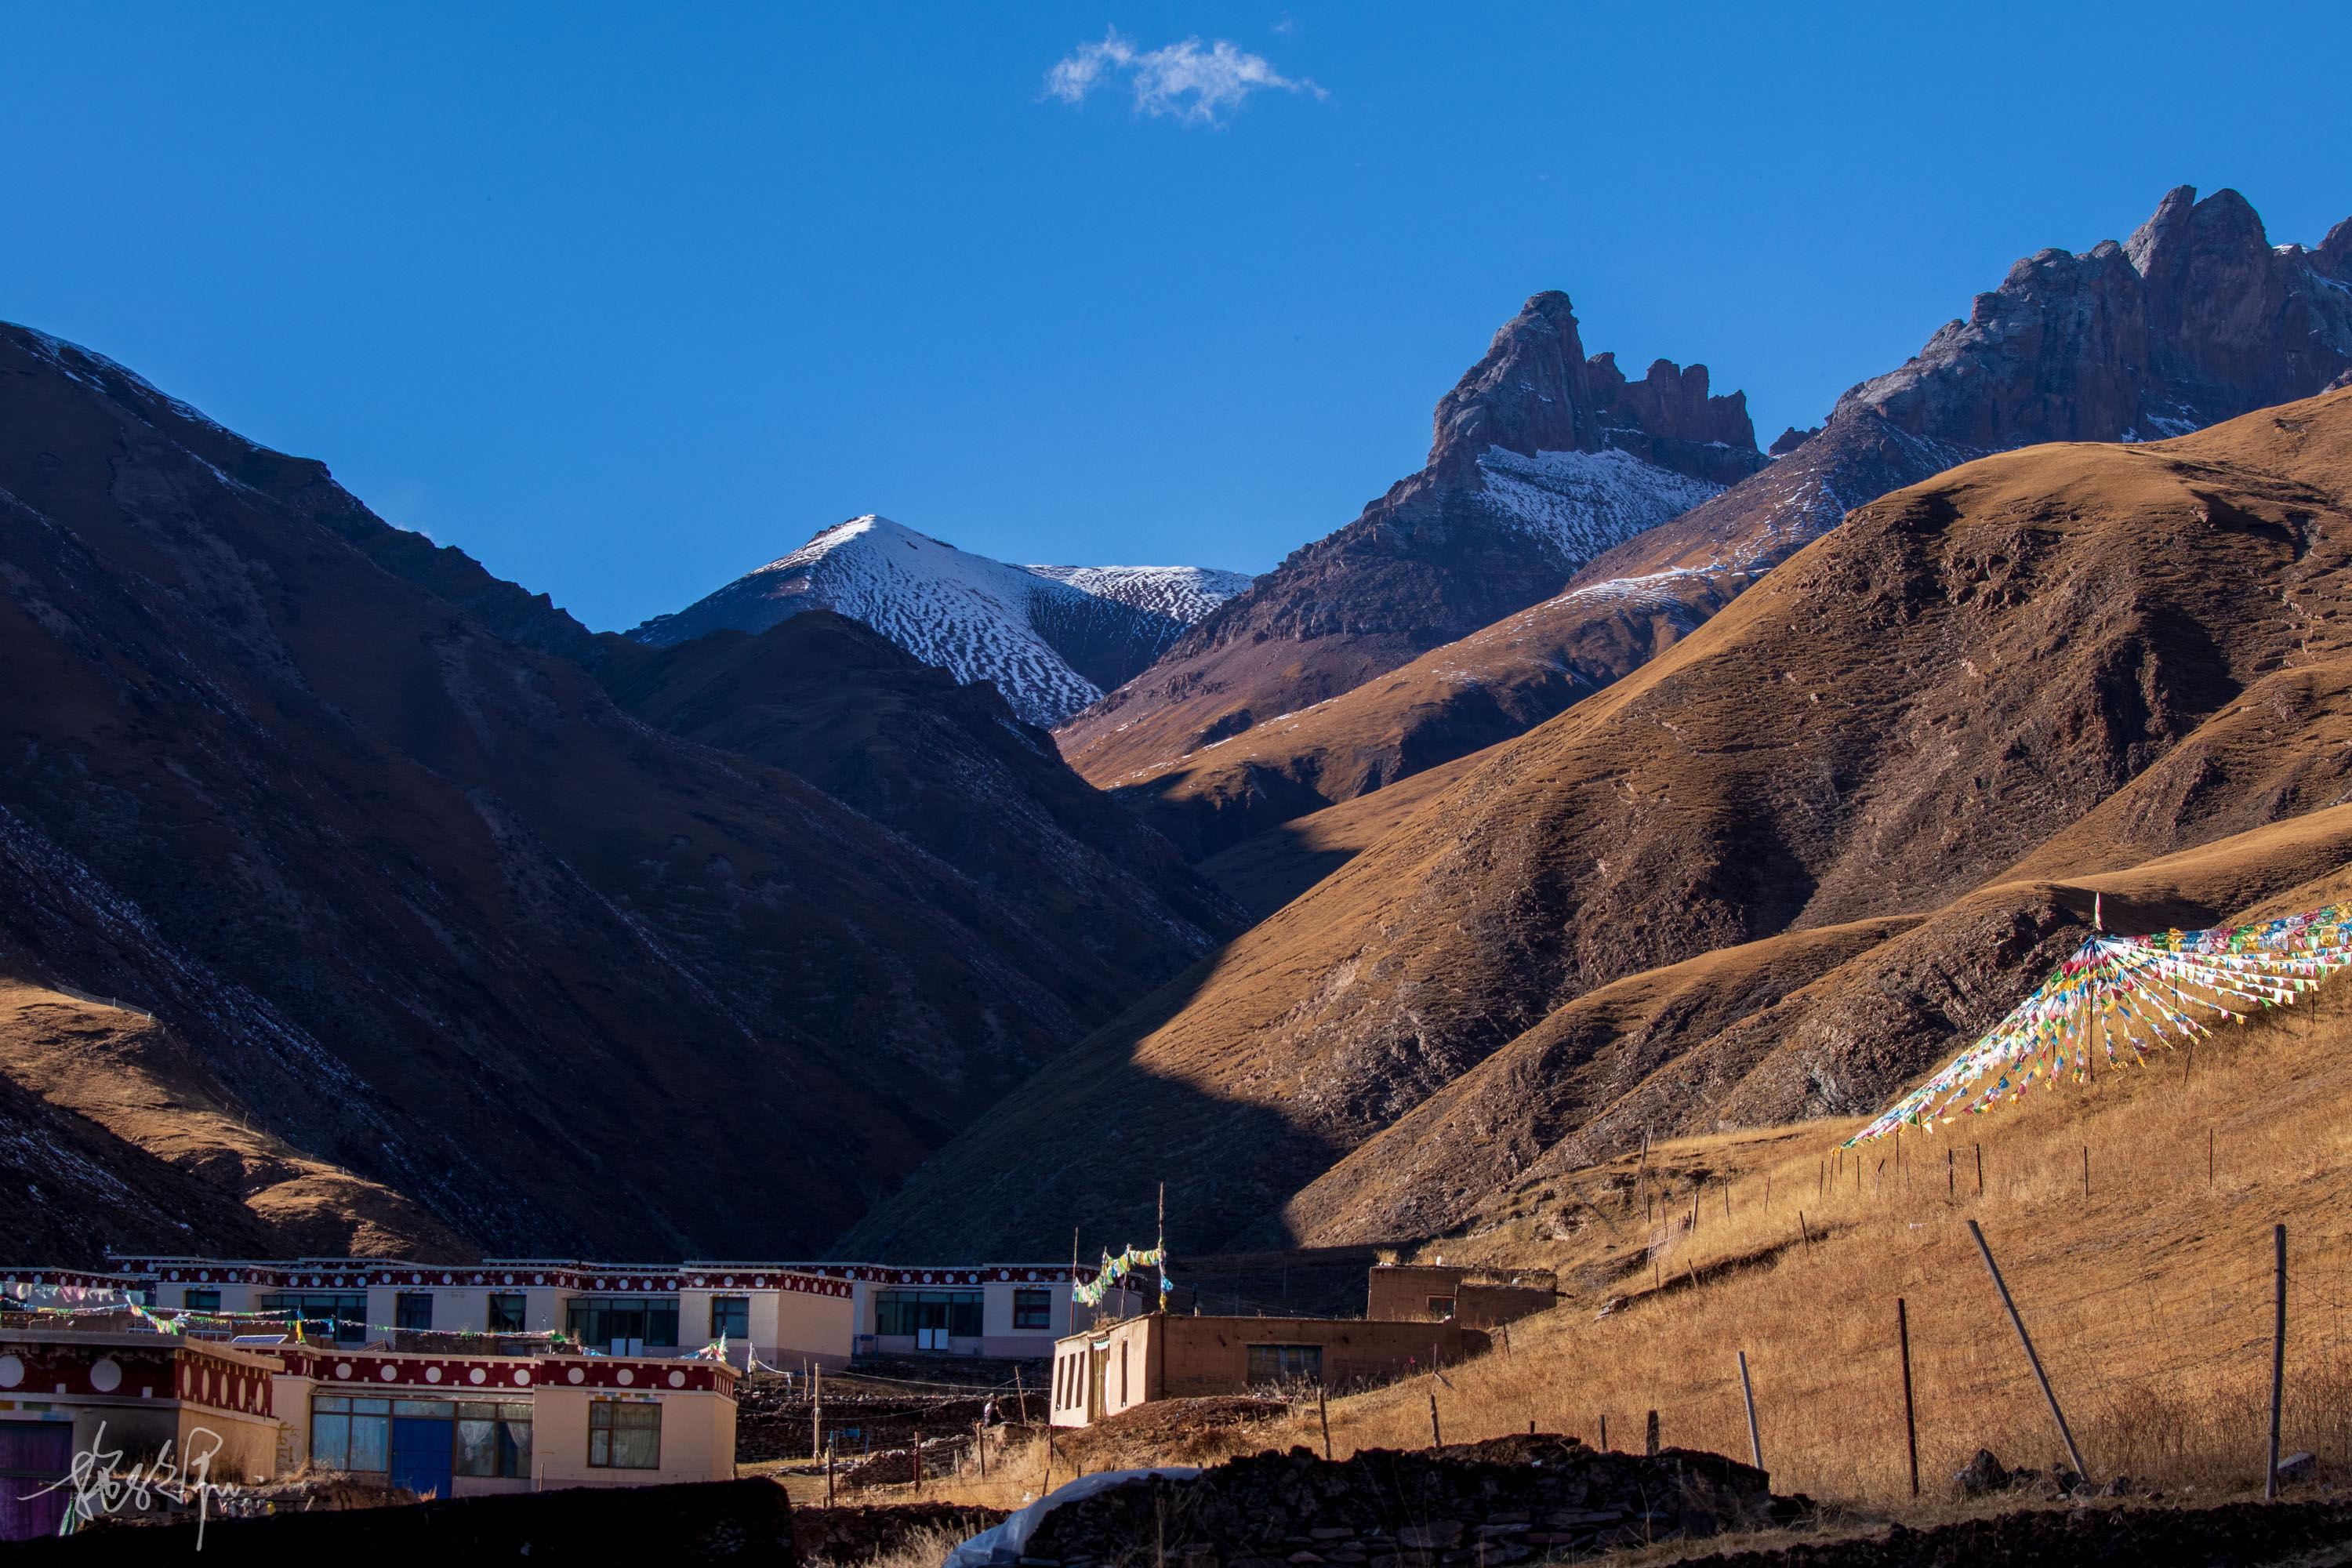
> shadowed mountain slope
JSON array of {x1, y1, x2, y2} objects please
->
[
  {"x1": 0, "y1": 321, "x2": 1218, "y2": 1260},
  {"x1": 839, "y1": 387, "x2": 2352, "y2": 1260},
  {"x1": 0, "y1": 976, "x2": 472, "y2": 1263},
  {"x1": 1083, "y1": 187, "x2": 2352, "y2": 862},
  {"x1": 1051, "y1": 294, "x2": 1761, "y2": 803},
  {"x1": 594, "y1": 612, "x2": 1244, "y2": 985}
]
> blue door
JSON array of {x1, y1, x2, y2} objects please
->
[{"x1": 389, "y1": 1417, "x2": 453, "y2": 1500}]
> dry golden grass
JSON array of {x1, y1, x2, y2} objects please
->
[
  {"x1": 1349, "y1": 981, "x2": 2352, "y2": 1504},
  {"x1": 906, "y1": 971, "x2": 2352, "y2": 1517}
]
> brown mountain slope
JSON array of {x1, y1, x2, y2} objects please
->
[
  {"x1": 0, "y1": 321, "x2": 1211, "y2": 1260},
  {"x1": 1285, "y1": 803, "x2": 2352, "y2": 1245},
  {"x1": 839, "y1": 387, "x2": 2352, "y2": 1260},
  {"x1": 593, "y1": 612, "x2": 1243, "y2": 982},
  {"x1": 1084, "y1": 187, "x2": 2352, "y2": 861},
  {"x1": 1051, "y1": 295, "x2": 1760, "y2": 807},
  {"x1": 0, "y1": 978, "x2": 470, "y2": 1262}
]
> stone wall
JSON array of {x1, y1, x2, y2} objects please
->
[{"x1": 1022, "y1": 1436, "x2": 1805, "y2": 1566}]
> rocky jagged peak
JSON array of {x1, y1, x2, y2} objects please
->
[
  {"x1": 1588, "y1": 353, "x2": 1758, "y2": 450},
  {"x1": 1769, "y1": 425, "x2": 1821, "y2": 456},
  {"x1": 1426, "y1": 291, "x2": 1599, "y2": 481},
  {"x1": 2317, "y1": 218, "x2": 2352, "y2": 282},
  {"x1": 1836, "y1": 185, "x2": 2352, "y2": 450},
  {"x1": 2123, "y1": 183, "x2": 2201, "y2": 275},
  {"x1": 1421, "y1": 292, "x2": 1763, "y2": 491}
]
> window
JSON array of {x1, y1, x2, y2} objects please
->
[
  {"x1": 455, "y1": 1401, "x2": 535, "y2": 1478},
  {"x1": 1427, "y1": 1295, "x2": 1457, "y2": 1319},
  {"x1": 873, "y1": 1290, "x2": 983, "y2": 1338},
  {"x1": 710, "y1": 1296, "x2": 750, "y2": 1341},
  {"x1": 488, "y1": 1294, "x2": 527, "y2": 1334},
  {"x1": 1014, "y1": 1289, "x2": 1051, "y2": 1330},
  {"x1": 262, "y1": 1292, "x2": 367, "y2": 1345},
  {"x1": 1246, "y1": 1344, "x2": 1323, "y2": 1384},
  {"x1": 310, "y1": 1396, "x2": 392, "y2": 1472},
  {"x1": 565, "y1": 1298, "x2": 680, "y2": 1348},
  {"x1": 395, "y1": 1292, "x2": 435, "y2": 1330},
  {"x1": 588, "y1": 1400, "x2": 662, "y2": 1469},
  {"x1": 183, "y1": 1290, "x2": 220, "y2": 1314}
]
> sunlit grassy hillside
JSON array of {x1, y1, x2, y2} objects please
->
[{"x1": 907, "y1": 865, "x2": 2352, "y2": 1514}]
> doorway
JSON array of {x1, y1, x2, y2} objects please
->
[{"x1": 390, "y1": 1415, "x2": 454, "y2": 1500}]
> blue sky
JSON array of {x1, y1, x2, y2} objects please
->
[{"x1": 2, "y1": 3, "x2": 2347, "y2": 632}]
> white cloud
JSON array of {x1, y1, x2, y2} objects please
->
[{"x1": 1045, "y1": 28, "x2": 1322, "y2": 125}]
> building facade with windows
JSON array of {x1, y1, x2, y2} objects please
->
[
  {"x1": 272, "y1": 1345, "x2": 737, "y2": 1497},
  {"x1": 95, "y1": 1257, "x2": 1138, "y2": 1370},
  {"x1": 0, "y1": 1323, "x2": 742, "y2": 1537}
]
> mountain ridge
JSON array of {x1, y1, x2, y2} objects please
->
[
  {"x1": 628, "y1": 516, "x2": 1247, "y2": 727},
  {"x1": 1074, "y1": 187, "x2": 2352, "y2": 861},
  {"x1": 840, "y1": 385, "x2": 2352, "y2": 1261},
  {"x1": 1050, "y1": 293, "x2": 1764, "y2": 793}
]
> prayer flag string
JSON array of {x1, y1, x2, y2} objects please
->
[{"x1": 1847, "y1": 901, "x2": 2352, "y2": 1145}]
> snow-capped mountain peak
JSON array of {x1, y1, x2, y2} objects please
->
[{"x1": 628, "y1": 517, "x2": 1246, "y2": 728}]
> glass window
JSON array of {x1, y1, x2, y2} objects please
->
[
  {"x1": 588, "y1": 1401, "x2": 661, "y2": 1469},
  {"x1": 456, "y1": 1417, "x2": 497, "y2": 1478},
  {"x1": 1427, "y1": 1295, "x2": 1457, "y2": 1319},
  {"x1": 1014, "y1": 1289, "x2": 1051, "y2": 1330},
  {"x1": 565, "y1": 1298, "x2": 680, "y2": 1348},
  {"x1": 488, "y1": 1294, "x2": 527, "y2": 1333},
  {"x1": 710, "y1": 1296, "x2": 750, "y2": 1341},
  {"x1": 312, "y1": 1411, "x2": 350, "y2": 1469},
  {"x1": 1246, "y1": 1344, "x2": 1323, "y2": 1384},
  {"x1": 262, "y1": 1292, "x2": 367, "y2": 1345},
  {"x1": 393, "y1": 1399, "x2": 454, "y2": 1417},
  {"x1": 183, "y1": 1290, "x2": 220, "y2": 1314},
  {"x1": 500, "y1": 1412, "x2": 532, "y2": 1477},
  {"x1": 455, "y1": 1403, "x2": 534, "y2": 1477},
  {"x1": 347, "y1": 1413, "x2": 390, "y2": 1472},
  {"x1": 874, "y1": 1290, "x2": 984, "y2": 1337},
  {"x1": 395, "y1": 1292, "x2": 434, "y2": 1330}
]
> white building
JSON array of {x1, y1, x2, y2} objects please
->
[{"x1": 91, "y1": 1257, "x2": 1141, "y2": 1370}]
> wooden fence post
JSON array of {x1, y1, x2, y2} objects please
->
[
  {"x1": 1319, "y1": 1384, "x2": 1332, "y2": 1461},
  {"x1": 1428, "y1": 1393, "x2": 1443, "y2": 1449},
  {"x1": 2269, "y1": 1222, "x2": 2288, "y2": 1501},
  {"x1": 1737, "y1": 1352, "x2": 1762, "y2": 1471},
  {"x1": 811, "y1": 1363, "x2": 823, "y2": 1461},
  {"x1": 1599, "y1": 1413, "x2": 1608, "y2": 1452},
  {"x1": 1896, "y1": 1298, "x2": 1920, "y2": 1498},
  {"x1": 1966, "y1": 1220, "x2": 2089, "y2": 1481},
  {"x1": 1645, "y1": 1409, "x2": 1660, "y2": 1457}
]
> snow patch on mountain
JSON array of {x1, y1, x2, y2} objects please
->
[
  {"x1": 1022, "y1": 564, "x2": 1253, "y2": 623},
  {"x1": 1474, "y1": 447, "x2": 1724, "y2": 563},
  {"x1": 630, "y1": 517, "x2": 1243, "y2": 728}
]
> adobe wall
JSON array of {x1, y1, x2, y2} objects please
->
[
  {"x1": 1053, "y1": 1315, "x2": 1494, "y2": 1425},
  {"x1": 1156, "y1": 1317, "x2": 1486, "y2": 1397},
  {"x1": 1366, "y1": 1266, "x2": 1465, "y2": 1322},
  {"x1": 1454, "y1": 1284, "x2": 1556, "y2": 1330}
]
